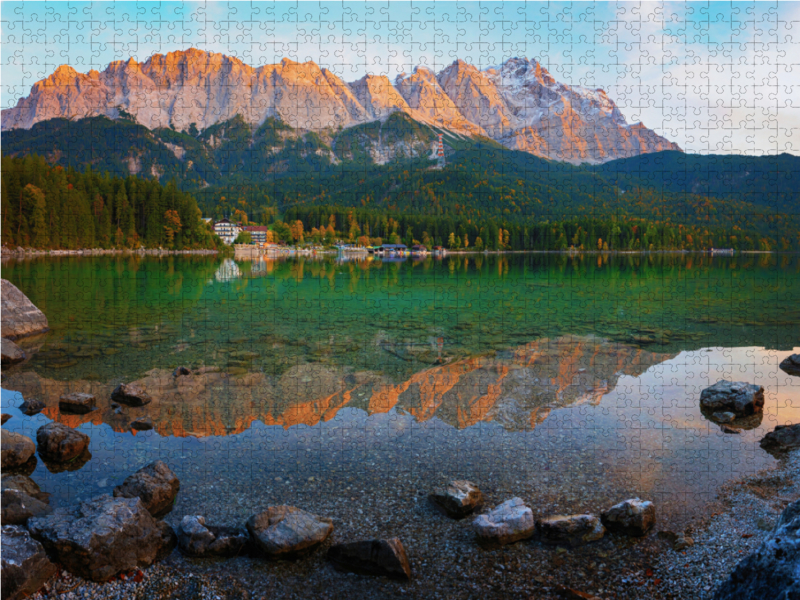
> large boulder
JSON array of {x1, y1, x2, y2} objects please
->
[
  {"x1": 246, "y1": 506, "x2": 333, "y2": 559},
  {"x1": 27, "y1": 494, "x2": 163, "y2": 582},
  {"x1": 19, "y1": 398, "x2": 45, "y2": 416},
  {"x1": 328, "y1": 538, "x2": 412, "y2": 580},
  {"x1": 176, "y1": 515, "x2": 249, "y2": 557},
  {"x1": 713, "y1": 499, "x2": 800, "y2": 600},
  {"x1": 699, "y1": 381, "x2": 765, "y2": 417},
  {"x1": 429, "y1": 480, "x2": 484, "y2": 519},
  {"x1": 111, "y1": 383, "x2": 152, "y2": 407},
  {"x1": 600, "y1": 498, "x2": 656, "y2": 537},
  {"x1": 779, "y1": 354, "x2": 800, "y2": 376},
  {"x1": 1, "y1": 338, "x2": 26, "y2": 365},
  {"x1": 36, "y1": 422, "x2": 90, "y2": 462},
  {"x1": 1, "y1": 280, "x2": 49, "y2": 340},
  {"x1": 472, "y1": 497, "x2": 536, "y2": 546},
  {"x1": 59, "y1": 392, "x2": 96, "y2": 414},
  {"x1": 1, "y1": 430, "x2": 35, "y2": 469},
  {"x1": 537, "y1": 514, "x2": 606, "y2": 547},
  {"x1": 1, "y1": 525, "x2": 57, "y2": 600},
  {"x1": 760, "y1": 424, "x2": 800, "y2": 456},
  {"x1": 113, "y1": 460, "x2": 180, "y2": 518}
]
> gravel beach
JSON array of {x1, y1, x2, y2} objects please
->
[{"x1": 24, "y1": 451, "x2": 799, "y2": 600}]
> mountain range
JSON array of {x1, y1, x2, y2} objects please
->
[{"x1": 1, "y1": 48, "x2": 679, "y2": 165}]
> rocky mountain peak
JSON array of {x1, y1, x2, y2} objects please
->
[{"x1": 2, "y1": 48, "x2": 680, "y2": 163}]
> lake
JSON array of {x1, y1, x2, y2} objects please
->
[{"x1": 2, "y1": 252, "x2": 799, "y2": 531}]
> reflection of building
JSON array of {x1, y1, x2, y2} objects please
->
[
  {"x1": 241, "y1": 226, "x2": 270, "y2": 244},
  {"x1": 213, "y1": 219, "x2": 240, "y2": 244},
  {"x1": 214, "y1": 258, "x2": 241, "y2": 282}
]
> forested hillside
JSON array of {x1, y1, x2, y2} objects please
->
[{"x1": 1, "y1": 155, "x2": 220, "y2": 249}]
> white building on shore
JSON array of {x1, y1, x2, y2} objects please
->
[{"x1": 213, "y1": 219, "x2": 240, "y2": 245}]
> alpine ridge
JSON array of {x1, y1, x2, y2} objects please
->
[{"x1": 1, "y1": 48, "x2": 680, "y2": 164}]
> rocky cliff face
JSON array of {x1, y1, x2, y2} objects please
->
[{"x1": 2, "y1": 49, "x2": 680, "y2": 164}]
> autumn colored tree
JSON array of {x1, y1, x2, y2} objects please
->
[{"x1": 163, "y1": 209, "x2": 182, "y2": 247}]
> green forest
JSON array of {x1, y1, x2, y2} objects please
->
[
  {"x1": 1, "y1": 155, "x2": 221, "y2": 250},
  {"x1": 2, "y1": 112, "x2": 799, "y2": 251}
]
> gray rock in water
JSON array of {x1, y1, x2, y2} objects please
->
[
  {"x1": 473, "y1": 497, "x2": 535, "y2": 546},
  {"x1": 1, "y1": 489, "x2": 51, "y2": 525},
  {"x1": 246, "y1": 506, "x2": 333, "y2": 559},
  {"x1": 600, "y1": 498, "x2": 656, "y2": 537},
  {"x1": 27, "y1": 494, "x2": 163, "y2": 582},
  {"x1": 173, "y1": 366, "x2": 192, "y2": 377},
  {"x1": 328, "y1": 538, "x2": 412, "y2": 580},
  {"x1": 1, "y1": 525, "x2": 57, "y2": 600},
  {"x1": 113, "y1": 460, "x2": 180, "y2": 518},
  {"x1": 1, "y1": 430, "x2": 35, "y2": 469},
  {"x1": 760, "y1": 424, "x2": 800, "y2": 456},
  {"x1": 1, "y1": 279, "x2": 49, "y2": 340},
  {"x1": 700, "y1": 381, "x2": 764, "y2": 417},
  {"x1": 59, "y1": 392, "x2": 96, "y2": 414},
  {"x1": 429, "y1": 480, "x2": 483, "y2": 519},
  {"x1": 711, "y1": 411, "x2": 737, "y2": 424},
  {"x1": 131, "y1": 417, "x2": 154, "y2": 431},
  {"x1": 19, "y1": 398, "x2": 45, "y2": 416},
  {"x1": 537, "y1": 514, "x2": 606, "y2": 547},
  {"x1": 111, "y1": 383, "x2": 152, "y2": 406},
  {"x1": 1, "y1": 338, "x2": 26, "y2": 365},
  {"x1": 1, "y1": 413, "x2": 11, "y2": 425},
  {"x1": 779, "y1": 354, "x2": 800, "y2": 377},
  {"x1": 177, "y1": 515, "x2": 249, "y2": 557},
  {"x1": 36, "y1": 422, "x2": 90, "y2": 463},
  {"x1": 713, "y1": 499, "x2": 800, "y2": 600}
]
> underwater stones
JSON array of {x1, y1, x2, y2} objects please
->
[
  {"x1": 176, "y1": 515, "x2": 249, "y2": 557},
  {"x1": 111, "y1": 383, "x2": 152, "y2": 406}
]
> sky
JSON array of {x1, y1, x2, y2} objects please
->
[{"x1": 2, "y1": 1, "x2": 799, "y2": 155}]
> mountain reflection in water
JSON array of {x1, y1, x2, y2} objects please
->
[{"x1": 4, "y1": 336, "x2": 672, "y2": 437}]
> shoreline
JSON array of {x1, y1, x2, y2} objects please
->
[
  {"x1": 1, "y1": 247, "x2": 219, "y2": 259},
  {"x1": 24, "y1": 450, "x2": 799, "y2": 600}
]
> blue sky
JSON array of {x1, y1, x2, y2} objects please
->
[{"x1": 2, "y1": 1, "x2": 798, "y2": 155}]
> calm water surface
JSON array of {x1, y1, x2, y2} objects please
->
[{"x1": 2, "y1": 253, "x2": 799, "y2": 529}]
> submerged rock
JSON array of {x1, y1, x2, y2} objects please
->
[
  {"x1": 41, "y1": 448, "x2": 91, "y2": 474},
  {"x1": 473, "y1": 497, "x2": 535, "y2": 546},
  {"x1": 1, "y1": 338, "x2": 26, "y2": 365},
  {"x1": 1, "y1": 488, "x2": 51, "y2": 525},
  {"x1": 246, "y1": 506, "x2": 333, "y2": 559},
  {"x1": 36, "y1": 422, "x2": 90, "y2": 462},
  {"x1": 601, "y1": 498, "x2": 656, "y2": 537},
  {"x1": 1, "y1": 525, "x2": 57, "y2": 600},
  {"x1": 1, "y1": 430, "x2": 35, "y2": 469},
  {"x1": 177, "y1": 515, "x2": 249, "y2": 557},
  {"x1": 111, "y1": 383, "x2": 152, "y2": 407},
  {"x1": 131, "y1": 416, "x2": 154, "y2": 431},
  {"x1": 20, "y1": 398, "x2": 45, "y2": 416},
  {"x1": 537, "y1": 514, "x2": 606, "y2": 547},
  {"x1": 713, "y1": 499, "x2": 800, "y2": 599},
  {"x1": 1, "y1": 279, "x2": 49, "y2": 340},
  {"x1": 59, "y1": 392, "x2": 96, "y2": 414},
  {"x1": 173, "y1": 366, "x2": 192, "y2": 377},
  {"x1": 700, "y1": 381, "x2": 764, "y2": 417},
  {"x1": 113, "y1": 460, "x2": 180, "y2": 518},
  {"x1": 28, "y1": 494, "x2": 163, "y2": 582},
  {"x1": 779, "y1": 354, "x2": 800, "y2": 376},
  {"x1": 156, "y1": 521, "x2": 178, "y2": 560},
  {"x1": 328, "y1": 538, "x2": 412, "y2": 580},
  {"x1": 1, "y1": 413, "x2": 10, "y2": 425},
  {"x1": 760, "y1": 424, "x2": 800, "y2": 456},
  {"x1": 429, "y1": 480, "x2": 483, "y2": 519}
]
